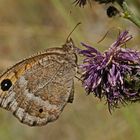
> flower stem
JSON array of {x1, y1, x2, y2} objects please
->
[{"x1": 117, "y1": 1, "x2": 140, "y2": 28}]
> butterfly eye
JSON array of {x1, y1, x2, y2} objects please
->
[{"x1": 1, "y1": 79, "x2": 12, "y2": 91}]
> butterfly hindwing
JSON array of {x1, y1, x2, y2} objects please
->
[{"x1": 0, "y1": 45, "x2": 77, "y2": 126}]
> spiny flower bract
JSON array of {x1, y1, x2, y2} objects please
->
[
  {"x1": 73, "y1": 0, "x2": 124, "y2": 7},
  {"x1": 73, "y1": 0, "x2": 87, "y2": 7},
  {"x1": 79, "y1": 31, "x2": 140, "y2": 112}
]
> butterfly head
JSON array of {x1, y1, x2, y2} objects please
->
[
  {"x1": 62, "y1": 22, "x2": 81, "y2": 54},
  {"x1": 62, "y1": 38, "x2": 77, "y2": 54}
]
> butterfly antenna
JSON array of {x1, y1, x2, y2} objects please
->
[
  {"x1": 97, "y1": 27, "x2": 122, "y2": 44},
  {"x1": 66, "y1": 22, "x2": 81, "y2": 41}
]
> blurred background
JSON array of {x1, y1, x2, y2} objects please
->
[{"x1": 0, "y1": 0, "x2": 140, "y2": 140}]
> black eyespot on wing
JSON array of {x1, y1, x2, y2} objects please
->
[
  {"x1": 1, "y1": 79, "x2": 12, "y2": 91},
  {"x1": 39, "y1": 108, "x2": 43, "y2": 113}
]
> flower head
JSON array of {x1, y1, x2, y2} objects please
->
[
  {"x1": 95, "y1": 0, "x2": 115, "y2": 4},
  {"x1": 73, "y1": 0, "x2": 87, "y2": 7},
  {"x1": 74, "y1": 0, "x2": 125, "y2": 7},
  {"x1": 107, "y1": 6, "x2": 119, "y2": 17},
  {"x1": 79, "y1": 31, "x2": 140, "y2": 112},
  {"x1": 73, "y1": 0, "x2": 119, "y2": 7}
]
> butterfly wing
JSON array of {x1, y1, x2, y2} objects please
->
[{"x1": 0, "y1": 48, "x2": 77, "y2": 126}]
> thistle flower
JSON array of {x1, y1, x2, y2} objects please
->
[
  {"x1": 73, "y1": 0, "x2": 121, "y2": 7},
  {"x1": 107, "y1": 6, "x2": 119, "y2": 17},
  {"x1": 73, "y1": 0, "x2": 87, "y2": 7},
  {"x1": 95, "y1": 0, "x2": 124, "y2": 5},
  {"x1": 79, "y1": 31, "x2": 140, "y2": 112},
  {"x1": 95, "y1": 0, "x2": 115, "y2": 4}
]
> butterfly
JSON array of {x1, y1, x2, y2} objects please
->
[{"x1": 0, "y1": 38, "x2": 78, "y2": 126}]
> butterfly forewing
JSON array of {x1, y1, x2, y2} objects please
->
[{"x1": 0, "y1": 43, "x2": 77, "y2": 126}]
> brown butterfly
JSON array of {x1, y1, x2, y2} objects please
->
[{"x1": 0, "y1": 37, "x2": 78, "y2": 126}]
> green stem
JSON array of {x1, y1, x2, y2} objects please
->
[{"x1": 118, "y1": 1, "x2": 140, "y2": 28}]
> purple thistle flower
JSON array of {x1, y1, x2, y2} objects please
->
[
  {"x1": 73, "y1": 0, "x2": 123, "y2": 7},
  {"x1": 79, "y1": 31, "x2": 140, "y2": 112},
  {"x1": 73, "y1": 0, "x2": 87, "y2": 7}
]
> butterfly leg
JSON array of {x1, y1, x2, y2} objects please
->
[{"x1": 67, "y1": 81, "x2": 74, "y2": 103}]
